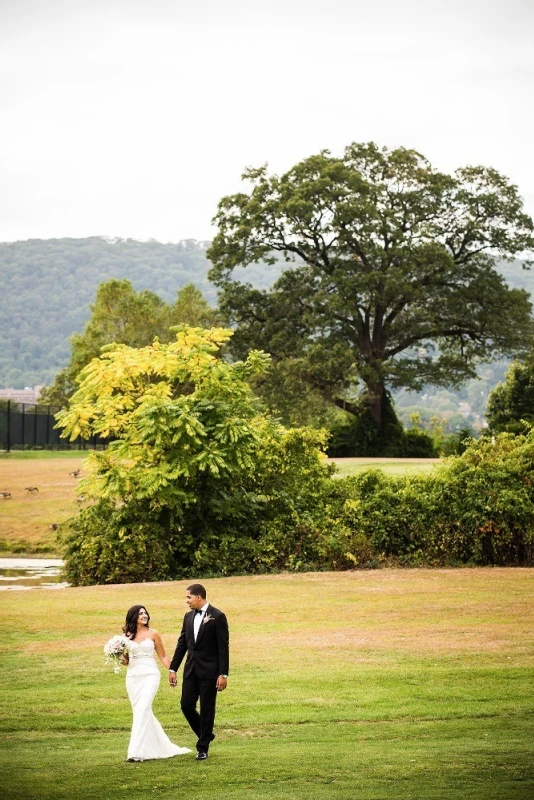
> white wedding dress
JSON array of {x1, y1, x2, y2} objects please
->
[{"x1": 126, "y1": 638, "x2": 191, "y2": 761}]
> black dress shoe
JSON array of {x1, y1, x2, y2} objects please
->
[{"x1": 195, "y1": 751, "x2": 208, "y2": 760}]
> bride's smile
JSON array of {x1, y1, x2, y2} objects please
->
[{"x1": 137, "y1": 608, "x2": 149, "y2": 627}]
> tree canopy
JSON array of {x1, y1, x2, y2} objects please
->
[
  {"x1": 40, "y1": 279, "x2": 220, "y2": 406},
  {"x1": 486, "y1": 355, "x2": 534, "y2": 434},
  {"x1": 208, "y1": 142, "x2": 534, "y2": 430}
]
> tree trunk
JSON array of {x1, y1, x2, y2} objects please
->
[
  {"x1": 334, "y1": 381, "x2": 386, "y2": 429},
  {"x1": 366, "y1": 381, "x2": 384, "y2": 429}
]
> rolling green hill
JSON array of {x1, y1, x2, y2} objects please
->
[
  {"x1": 0, "y1": 237, "x2": 215, "y2": 387},
  {"x1": 1, "y1": 237, "x2": 532, "y2": 390}
]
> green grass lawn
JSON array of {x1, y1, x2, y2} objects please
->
[
  {"x1": 0, "y1": 449, "x2": 94, "y2": 459},
  {"x1": 329, "y1": 457, "x2": 440, "y2": 477},
  {"x1": 2, "y1": 568, "x2": 533, "y2": 799}
]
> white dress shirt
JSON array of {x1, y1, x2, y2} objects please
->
[{"x1": 193, "y1": 601, "x2": 210, "y2": 641}]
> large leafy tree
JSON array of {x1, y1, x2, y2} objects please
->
[
  {"x1": 208, "y1": 143, "x2": 534, "y2": 430},
  {"x1": 40, "y1": 280, "x2": 219, "y2": 406}
]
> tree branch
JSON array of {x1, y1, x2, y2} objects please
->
[{"x1": 333, "y1": 397, "x2": 361, "y2": 416}]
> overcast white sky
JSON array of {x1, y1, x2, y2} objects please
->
[{"x1": 1, "y1": 0, "x2": 533, "y2": 243}]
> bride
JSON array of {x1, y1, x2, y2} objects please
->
[{"x1": 122, "y1": 604, "x2": 191, "y2": 762}]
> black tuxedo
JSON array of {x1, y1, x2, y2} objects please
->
[
  {"x1": 170, "y1": 604, "x2": 229, "y2": 753},
  {"x1": 170, "y1": 604, "x2": 229, "y2": 678}
]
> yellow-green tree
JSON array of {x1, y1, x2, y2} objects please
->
[
  {"x1": 58, "y1": 327, "x2": 337, "y2": 585},
  {"x1": 41, "y1": 280, "x2": 220, "y2": 407}
]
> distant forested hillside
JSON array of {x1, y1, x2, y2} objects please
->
[
  {"x1": 0, "y1": 236, "x2": 532, "y2": 389},
  {"x1": 0, "y1": 237, "x2": 217, "y2": 387}
]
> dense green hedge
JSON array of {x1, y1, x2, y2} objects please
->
[
  {"x1": 247, "y1": 428, "x2": 533, "y2": 572},
  {"x1": 62, "y1": 429, "x2": 533, "y2": 584},
  {"x1": 334, "y1": 429, "x2": 533, "y2": 567}
]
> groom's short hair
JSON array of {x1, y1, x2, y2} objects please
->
[{"x1": 187, "y1": 583, "x2": 206, "y2": 599}]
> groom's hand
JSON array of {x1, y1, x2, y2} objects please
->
[
  {"x1": 168, "y1": 671, "x2": 177, "y2": 687},
  {"x1": 216, "y1": 676, "x2": 227, "y2": 692}
]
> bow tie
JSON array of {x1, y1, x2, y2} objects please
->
[{"x1": 194, "y1": 609, "x2": 203, "y2": 615}]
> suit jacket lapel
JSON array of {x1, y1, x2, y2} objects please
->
[{"x1": 194, "y1": 603, "x2": 210, "y2": 646}]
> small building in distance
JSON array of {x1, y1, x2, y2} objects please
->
[{"x1": 0, "y1": 386, "x2": 43, "y2": 404}]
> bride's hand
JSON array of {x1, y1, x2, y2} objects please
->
[{"x1": 120, "y1": 654, "x2": 129, "y2": 665}]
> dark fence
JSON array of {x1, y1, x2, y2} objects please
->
[{"x1": 0, "y1": 401, "x2": 108, "y2": 451}]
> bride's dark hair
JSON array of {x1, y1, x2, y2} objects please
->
[{"x1": 123, "y1": 605, "x2": 150, "y2": 639}]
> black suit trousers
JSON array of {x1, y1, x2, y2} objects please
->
[{"x1": 180, "y1": 669, "x2": 218, "y2": 752}]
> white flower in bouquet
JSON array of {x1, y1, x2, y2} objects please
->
[{"x1": 104, "y1": 634, "x2": 131, "y2": 673}]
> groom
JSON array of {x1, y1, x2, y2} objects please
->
[{"x1": 169, "y1": 583, "x2": 229, "y2": 760}]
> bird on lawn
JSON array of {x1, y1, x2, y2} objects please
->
[
  {"x1": 25, "y1": 486, "x2": 39, "y2": 493},
  {"x1": 49, "y1": 523, "x2": 59, "y2": 530},
  {"x1": 69, "y1": 469, "x2": 81, "y2": 477},
  {"x1": 0, "y1": 491, "x2": 11, "y2": 499}
]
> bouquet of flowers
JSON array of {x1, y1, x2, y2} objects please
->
[{"x1": 104, "y1": 635, "x2": 131, "y2": 673}]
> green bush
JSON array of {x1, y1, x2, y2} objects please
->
[
  {"x1": 428, "y1": 431, "x2": 534, "y2": 564},
  {"x1": 58, "y1": 327, "x2": 533, "y2": 583},
  {"x1": 60, "y1": 426, "x2": 343, "y2": 585},
  {"x1": 61, "y1": 501, "x2": 178, "y2": 585},
  {"x1": 398, "y1": 428, "x2": 436, "y2": 457},
  {"x1": 58, "y1": 328, "x2": 344, "y2": 584},
  {"x1": 62, "y1": 427, "x2": 533, "y2": 583},
  {"x1": 333, "y1": 429, "x2": 534, "y2": 566},
  {"x1": 439, "y1": 426, "x2": 475, "y2": 456}
]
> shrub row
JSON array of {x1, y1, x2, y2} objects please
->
[
  {"x1": 60, "y1": 429, "x2": 533, "y2": 585},
  {"x1": 342, "y1": 430, "x2": 533, "y2": 566}
]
